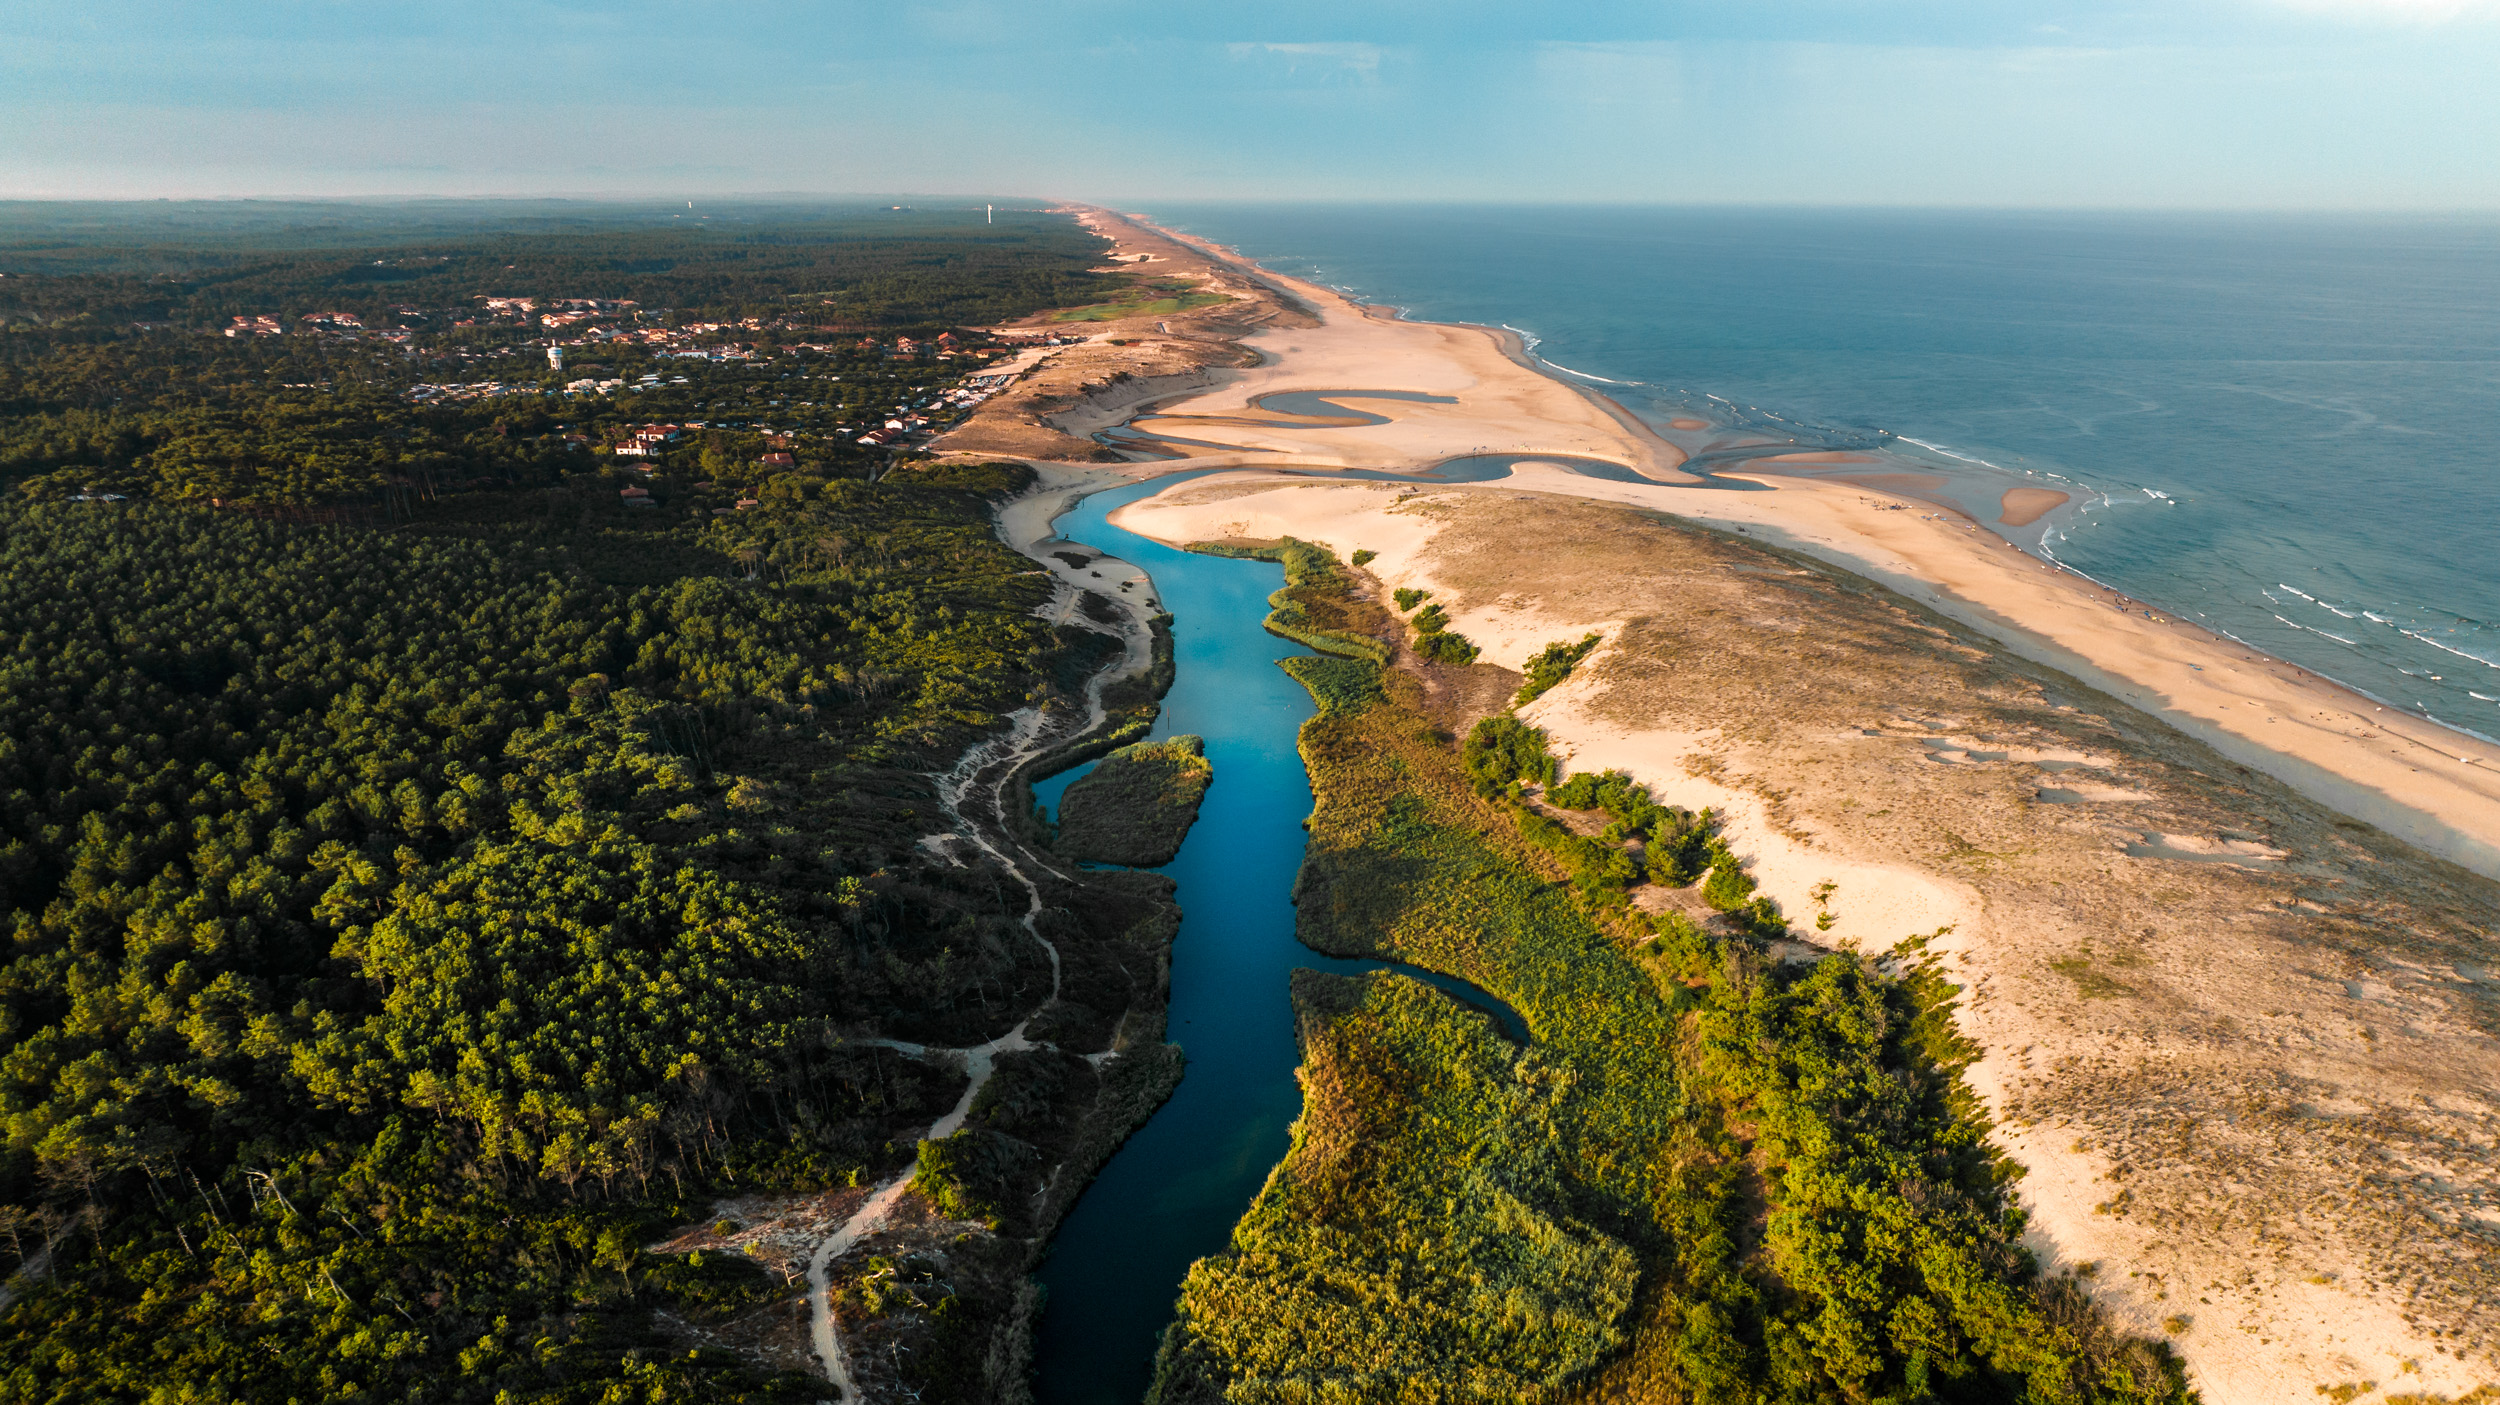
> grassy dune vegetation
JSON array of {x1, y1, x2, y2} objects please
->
[
  {"x1": 1049, "y1": 280, "x2": 1229, "y2": 324},
  {"x1": 1054, "y1": 734, "x2": 1213, "y2": 867},
  {"x1": 1150, "y1": 544, "x2": 2193, "y2": 1405},
  {"x1": 1185, "y1": 538, "x2": 1390, "y2": 665}
]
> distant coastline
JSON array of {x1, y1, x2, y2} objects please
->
[
  {"x1": 1083, "y1": 205, "x2": 2500, "y2": 882},
  {"x1": 1123, "y1": 203, "x2": 2500, "y2": 759}
]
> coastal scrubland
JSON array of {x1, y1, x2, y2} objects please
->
[
  {"x1": 1053, "y1": 734, "x2": 1212, "y2": 866},
  {"x1": 1120, "y1": 480, "x2": 2500, "y2": 1403},
  {"x1": 931, "y1": 210, "x2": 1314, "y2": 464},
  {"x1": 1149, "y1": 540, "x2": 2194, "y2": 1405}
]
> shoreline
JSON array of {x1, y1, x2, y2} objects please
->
[
  {"x1": 1062, "y1": 206, "x2": 2500, "y2": 883},
  {"x1": 1020, "y1": 209, "x2": 2500, "y2": 1404}
]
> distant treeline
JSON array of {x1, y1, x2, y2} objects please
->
[
  {"x1": 0, "y1": 205, "x2": 1126, "y2": 506},
  {"x1": 0, "y1": 203, "x2": 1118, "y2": 329}
]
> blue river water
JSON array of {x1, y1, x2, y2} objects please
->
[
  {"x1": 1137, "y1": 204, "x2": 2500, "y2": 739},
  {"x1": 1027, "y1": 476, "x2": 1518, "y2": 1402}
]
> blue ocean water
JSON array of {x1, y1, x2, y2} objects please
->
[{"x1": 1139, "y1": 205, "x2": 2500, "y2": 737}]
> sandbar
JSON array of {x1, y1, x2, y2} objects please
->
[
  {"x1": 1079, "y1": 210, "x2": 1697, "y2": 483},
  {"x1": 1761, "y1": 450, "x2": 1877, "y2": 464},
  {"x1": 1998, "y1": 487, "x2": 2070, "y2": 527}
]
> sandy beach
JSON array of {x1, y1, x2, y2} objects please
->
[
  {"x1": 1060, "y1": 208, "x2": 2500, "y2": 882},
  {"x1": 1999, "y1": 486, "x2": 2072, "y2": 526},
  {"x1": 986, "y1": 207, "x2": 2500, "y2": 1404}
]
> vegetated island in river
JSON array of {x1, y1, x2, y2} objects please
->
[{"x1": 1053, "y1": 734, "x2": 1213, "y2": 867}]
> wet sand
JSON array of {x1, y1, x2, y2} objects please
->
[
  {"x1": 1999, "y1": 486, "x2": 2071, "y2": 527},
  {"x1": 1762, "y1": 450, "x2": 1878, "y2": 464}
]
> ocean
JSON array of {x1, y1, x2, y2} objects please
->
[{"x1": 1137, "y1": 204, "x2": 2500, "y2": 739}]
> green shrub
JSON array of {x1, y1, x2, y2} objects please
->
[
  {"x1": 913, "y1": 1129, "x2": 1038, "y2": 1229},
  {"x1": 1515, "y1": 632, "x2": 1602, "y2": 706},
  {"x1": 1393, "y1": 586, "x2": 1431, "y2": 611},
  {"x1": 1702, "y1": 856, "x2": 1758, "y2": 911},
  {"x1": 1463, "y1": 715, "x2": 1557, "y2": 795},
  {"x1": 1411, "y1": 602, "x2": 1451, "y2": 634},
  {"x1": 1648, "y1": 910, "x2": 1720, "y2": 979},
  {"x1": 1514, "y1": 808, "x2": 1641, "y2": 897},
  {"x1": 1350, "y1": 548, "x2": 1377, "y2": 567},
  {"x1": 1413, "y1": 629, "x2": 1480, "y2": 666},
  {"x1": 1646, "y1": 825, "x2": 1711, "y2": 886}
]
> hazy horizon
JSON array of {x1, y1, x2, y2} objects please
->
[{"x1": 7, "y1": 1, "x2": 2500, "y2": 210}]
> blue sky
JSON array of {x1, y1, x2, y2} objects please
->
[{"x1": 5, "y1": 1, "x2": 2497, "y2": 206}]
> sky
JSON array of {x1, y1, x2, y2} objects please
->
[{"x1": 5, "y1": 0, "x2": 2498, "y2": 208}]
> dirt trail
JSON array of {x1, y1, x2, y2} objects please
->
[{"x1": 800, "y1": 478, "x2": 1160, "y2": 1403}]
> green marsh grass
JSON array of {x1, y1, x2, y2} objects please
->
[{"x1": 1150, "y1": 543, "x2": 2196, "y2": 1405}]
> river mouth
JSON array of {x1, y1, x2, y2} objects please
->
[{"x1": 1025, "y1": 475, "x2": 1523, "y2": 1402}]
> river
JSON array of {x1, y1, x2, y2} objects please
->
[{"x1": 1024, "y1": 474, "x2": 1520, "y2": 1403}]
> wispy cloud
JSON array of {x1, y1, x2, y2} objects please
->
[
  {"x1": 1224, "y1": 41, "x2": 1383, "y2": 84},
  {"x1": 2265, "y1": 0, "x2": 2499, "y2": 20}
]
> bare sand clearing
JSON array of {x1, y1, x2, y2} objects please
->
[
  {"x1": 1762, "y1": 450, "x2": 1879, "y2": 464},
  {"x1": 1108, "y1": 476, "x2": 2500, "y2": 1403},
  {"x1": 2001, "y1": 486, "x2": 2073, "y2": 527}
]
